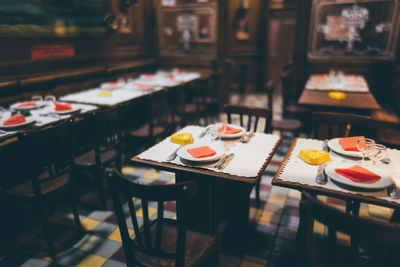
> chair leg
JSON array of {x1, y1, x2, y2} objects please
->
[
  {"x1": 255, "y1": 182, "x2": 260, "y2": 208},
  {"x1": 68, "y1": 174, "x2": 82, "y2": 230},
  {"x1": 96, "y1": 169, "x2": 107, "y2": 210},
  {"x1": 35, "y1": 197, "x2": 55, "y2": 256}
]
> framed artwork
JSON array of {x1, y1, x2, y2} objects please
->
[
  {"x1": 0, "y1": 0, "x2": 108, "y2": 37},
  {"x1": 308, "y1": 0, "x2": 400, "y2": 61},
  {"x1": 194, "y1": 14, "x2": 215, "y2": 42},
  {"x1": 162, "y1": 0, "x2": 176, "y2": 7}
]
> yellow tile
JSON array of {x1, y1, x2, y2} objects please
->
[
  {"x1": 249, "y1": 207, "x2": 261, "y2": 220},
  {"x1": 368, "y1": 204, "x2": 393, "y2": 219},
  {"x1": 258, "y1": 210, "x2": 274, "y2": 225},
  {"x1": 172, "y1": 214, "x2": 177, "y2": 220},
  {"x1": 108, "y1": 228, "x2": 134, "y2": 243},
  {"x1": 76, "y1": 254, "x2": 107, "y2": 267},
  {"x1": 170, "y1": 177, "x2": 176, "y2": 183},
  {"x1": 288, "y1": 189, "x2": 301, "y2": 199},
  {"x1": 74, "y1": 235, "x2": 104, "y2": 252},
  {"x1": 336, "y1": 231, "x2": 350, "y2": 246},
  {"x1": 122, "y1": 166, "x2": 135, "y2": 175},
  {"x1": 313, "y1": 221, "x2": 325, "y2": 235},
  {"x1": 136, "y1": 206, "x2": 157, "y2": 218},
  {"x1": 240, "y1": 260, "x2": 265, "y2": 267},
  {"x1": 143, "y1": 170, "x2": 160, "y2": 179},
  {"x1": 267, "y1": 193, "x2": 287, "y2": 205},
  {"x1": 358, "y1": 209, "x2": 370, "y2": 218},
  {"x1": 80, "y1": 217, "x2": 101, "y2": 231}
]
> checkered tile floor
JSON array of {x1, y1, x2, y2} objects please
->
[{"x1": 0, "y1": 94, "x2": 397, "y2": 266}]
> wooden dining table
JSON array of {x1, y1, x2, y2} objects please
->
[
  {"x1": 130, "y1": 125, "x2": 282, "y2": 245},
  {"x1": 298, "y1": 74, "x2": 381, "y2": 115},
  {"x1": 272, "y1": 138, "x2": 400, "y2": 212}
]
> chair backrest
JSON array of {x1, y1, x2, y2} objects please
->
[
  {"x1": 312, "y1": 111, "x2": 376, "y2": 139},
  {"x1": 281, "y1": 66, "x2": 296, "y2": 107},
  {"x1": 18, "y1": 119, "x2": 76, "y2": 195},
  {"x1": 299, "y1": 191, "x2": 400, "y2": 266},
  {"x1": 92, "y1": 107, "x2": 122, "y2": 169},
  {"x1": 224, "y1": 104, "x2": 271, "y2": 133},
  {"x1": 149, "y1": 89, "x2": 171, "y2": 135},
  {"x1": 107, "y1": 169, "x2": 197, "y2": 267}
]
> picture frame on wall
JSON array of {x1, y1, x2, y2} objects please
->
[
  {"x1": 194, "y1": 13, "x2": 215, "y2": 42},
  {"x1": 162, "y1": 0, "x2": 176, "y2": 7}
]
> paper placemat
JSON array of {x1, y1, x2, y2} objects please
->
[
  {"x1": 277, "y1": 138, "x2": 400, "y2": 204},
  {"x1": 138, "y1": 125, "x2": 281, "y2": 178}
]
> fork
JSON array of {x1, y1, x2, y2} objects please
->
[
  {"x1": 166, "y1": 145, "x2": 183, "y2": 161},
  {"x1": 316, "y1": 163, "x2": 328, "y2": 185},
  {"x1": 240, "y1": 132, "x2": 254, "y2": 143}
]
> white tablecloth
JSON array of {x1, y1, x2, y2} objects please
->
[
  {"x1": 305, "y1": 74, "x2": 369, "y2": 92},
  {"x1": 277, "y1": 138, "x2": 400, "y2": 204},
  {"x1": 138, "y1": 125, "x2": 281, "y2": 178}
]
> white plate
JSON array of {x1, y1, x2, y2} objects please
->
[
  {"x1": 327, "y1": 138, "x2": 362, "y2": 158},
  {"x1": 325, "y1": 162, "x2": 393, "y2": 190},
  {"x1": 11, "y1": 101, "x2": 45, "y2": 110},
  {"x1": 50, "y1": 104, "x2": 80, "y2": 115},
  {"x1": 177, "y1": 143, "x2": 225, "y2": 162},
  {"x1": 211, "y1": 123, "x2": 246, "y2": 139},
  {"x1": 0, "y1": 117, "x2": 35, "y2": 129}
]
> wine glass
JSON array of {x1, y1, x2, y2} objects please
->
[
  {"x1": 44, "y1": 95, "x2": 56, "y2": 102},
  {"x1": 31, "y1": 95, "x2": 43, "y2": 103},
  {"x1": 368, "y1": 144, "x2": 387, "y2": 165},
  {"x1": 204, "y1": 125, "x2": 220, "y2": 143},
  {"x1": 356, "y1": 138, "x2": 375, "y2": 165}
]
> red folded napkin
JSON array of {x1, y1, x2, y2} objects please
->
[
  {"x1": 109, "y1": 81, "x2": 119, "y2": 88},
  {"x1": 339, "y1": 136, "x2": 364, "y2": 151},
  {"x1": 143, "y1": 74, "x2": 154, "y2": 79},
  {"x1": 168, "y1": 76, "x2": 175, "y2": 80},
  {"x1": 219, "y1": 125, "x2": 242, "y2": 134},
  {"x1": 3, "y1": 114, "x2": 26, "y2": 126},
  {"x1": 17, "y1": 101, "x2": 36, "y2": 107},
  {"x1": 137, "y1": 84, "x2": 152, "y2": 89},
  {"x1": 53, "y1": 101, "x2": 72, "y2": 111},
  {"x1": 187, "y1": 146, "x2": 216, "y2": 158},
  {"x1": 335, "y1": 165, "x2": 381, "y2": 183}
]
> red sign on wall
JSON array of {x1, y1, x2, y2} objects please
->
[{"x1": 31, "y1": 44, "x2": 75, "y2": 60}]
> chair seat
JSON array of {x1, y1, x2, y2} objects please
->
[
  {"x1": 129, "y1": 124, "x2": 167, "y2": 138},
  {"x1": 133, "y1": 221, "x2": 215, "y2": 267},
  {"x1": 271, "y1": 118, "x2": 302, "y2": 131},
  {"x1": 6, "y1": 173, "x2": 69, "y2": 198},
  {"x1": 284, "y1": 104, "x2": 309, "y2": 115},
  {"x1": 75, "y1": 148, "x2": 117, "y2": 167},
  {"x1": 378, "y1": 128, "x2": 400, "y2": 147}
]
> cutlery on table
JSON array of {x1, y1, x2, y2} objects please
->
[
  {"x1": 166, "y1": 145, "x2": 183, "y2": 161},
  {"x1": 0, "y1": 129, "x2": 7, "y2": 135},
  {"x1": 316, "y1": 163, "x2": 328, "y2": 185},
  {"x1": 387, "y1": 184, "x2": 400, "y2": 199},
  {"x1": 240, "y1": 132, "x2": 254, "y2": 143},
  {"x1": 214, "y1": 153, "x2": 235, "y2": 170},
  {"x1": 323, "y1": 139, "x2": 330, "y2": 152}
]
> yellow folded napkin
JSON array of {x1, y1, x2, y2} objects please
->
[
  {"x1": 328, "y1": 91, "x2": 346, "y2": 100},
  {"x1": 299, "y1": 149, "x2": 330, "y2": 165},
  {"x1": 98, "y1": 91, "x2": 111, "y2": 97}
]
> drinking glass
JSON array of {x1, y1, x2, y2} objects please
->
[
  {"x1": 205, "y1": 125, "x2": 220, "y2": 143},
  {"x1": 31, "y1": 95, "x2": 43, "y2": 103},
  {"x1": 44, "y1": 95, "x2": 56, "y2": 102},
  {"x1": 368, "y1": 144, "x2": 387, "y2": 165},
  {"x1": 356, "y1": 138, "x2": 375, "y2": 165}
]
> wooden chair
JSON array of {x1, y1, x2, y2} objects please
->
[
  {"x1": 224, "y1": 58, "x2": 248, "y2": 94},
  {"x1": 182, "y1": 77, "x2": 208, "y2": 125},
  {"x1": 224, "y1": 104, "x2": 271, "y2": 207},
  {"x1": 107, "y1": 169, "x2": 218, "y2": 267},
  {"x1": 377, "y1": 127, "x2": 400, "y2": 149},
  {"x1": 266, "y1": 81, "x2": 303, "y2": 136},
  {"x1": 75, "y1": 107, "x2": 122, "y2": 209},
  {"x1": 281, "y1": 64, "x2": 310, "y2": 119},
  {"x1": 4, "y1": 119, "x2": 81, "y2": 256},
  {"x1": 204, "y1": 72, "x2": 222, "y2": 123},
  {"x1": 312, "y1": 111, "x2": 376, "y2": 140},
  {"x1": 298, "y1": 191, "x2": 400, "y2": 267},
  {"x1": 312, "y1": 111, "x2": 376, "y2": 216},
  {"x1": 128, "y1": 89, "x2": 171, "y2": 151}
]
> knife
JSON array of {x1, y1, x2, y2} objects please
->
[
  {"x1": 215, "y1": 153, "x2": 234, "y2": 170},
  {"x1": 240, "y1": 132, "x2": 255, "y2": 143}
]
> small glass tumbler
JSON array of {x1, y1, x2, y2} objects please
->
[
  {"x1": 356, "y1": 138, "x2": 375, "y2": 165},
  {"x1": 368, "y1": 144, "x2": 387, "y2": 165},
  {"x1": 31, "y1": 95, "x2": 43, "y2": 102}
]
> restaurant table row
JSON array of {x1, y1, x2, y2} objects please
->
[{"x1": 0, "y1": 69, "x2": 203, "y2": 142}]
